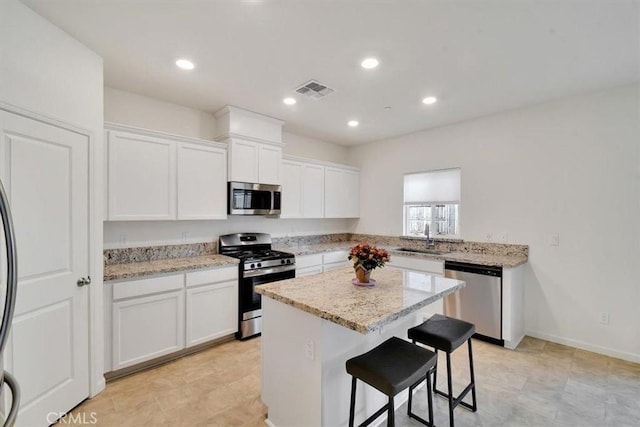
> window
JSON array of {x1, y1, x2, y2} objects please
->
[{"x1": 403, "y1": 169, "x2": 460, "y2": 237}]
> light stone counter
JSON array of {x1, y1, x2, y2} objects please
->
[
  {"x1": 258, "y1": 266, "x2": 465, "y2": 427},
  {"x1": 104, "y1": 255, "x2": 238, "y2": 281},
  {"x1": 274, "y1": 241, "x2": 527, "y2": 268},
  {"x1": 256, "y1": 266, "x2": 464, "y2": 334}
]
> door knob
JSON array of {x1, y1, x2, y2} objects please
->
[{"x1": 77, "y1": 276, "x2": 92, "y2": 287}]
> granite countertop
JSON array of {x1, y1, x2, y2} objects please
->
[
  {"x1": 104, "y1": 255, "x2": 238, "y2": 282},
  {"x1": 273, "y1": 242, "x2": 352, "y2": 256},
  {"x1": 255, "y1": 267, "x2": 465, "y2": 334},
  {"x1": 387, "y1": 248, "x2": 528, "y2": 268},
  {"x1": 275, "y1": 241, "x2": 527, "y2": 268}
]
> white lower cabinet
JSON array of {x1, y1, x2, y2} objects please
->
[
  {"x1": 322, "y1": 250, "x2": 351, "y2": 272},
  {"x1": 105, "y1": 266, "x2": 238, "y2": 373},
  {"x1": 295, "y1": 254, "x2": 324, "y2": 277},
  {"x1": 185, "y1": 267, "x2": 238, "y2": 347},
  {"x1": 390, "y1": 255, "x2": 445, "y2": 318},
  {"x1": 112, "y1": 290, "x2": 185, "y2": 370},
  {"x1": 388, "y1": 255, "x2": 444, "y2": 275}
]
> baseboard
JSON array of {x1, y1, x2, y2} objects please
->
[
  {"x1": 525, "y1": 330, "x2": 640, "y2": 364},
  {"x1": 504, "y1": 333, "x2": 524, "y2": 350}
]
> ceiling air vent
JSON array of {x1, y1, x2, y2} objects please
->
[{"x1": 295, "y1": 80, "x2": 335, "y2": 99}]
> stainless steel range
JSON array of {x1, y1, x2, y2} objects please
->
[{"x1": 219, "y1": 233, "x2": 295, "y2": 340}]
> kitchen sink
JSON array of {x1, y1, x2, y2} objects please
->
[{"x1": 394, "y1": 247, "x2": 452, "y2": 255}]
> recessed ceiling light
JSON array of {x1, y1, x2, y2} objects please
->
[
  {"x1": 175, "y1": 59, "x2": 195, "y2": 70},
  {"x1": 383, "y1": 106, "x2": 392, "y2": 111},
  {"x1": 283, "y1": 97, "x2": 296, "y2": 105},
  {"x1": 361, "y1": 58, "x2": 379, "y2": 69},
  {"x1": 348, "y1": 120, "x2": 359, "y2": 127},
  {"x1": 422, "y1": 96, "x2": 437, "y2": 105}
]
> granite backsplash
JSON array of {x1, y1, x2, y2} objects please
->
[{"x1": 104, "y1": 233, "x2": 528, "y2": 265}]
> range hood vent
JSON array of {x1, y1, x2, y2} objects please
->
[{"x1": 295, "y1": 80, "x2": 335, "y2": 99}]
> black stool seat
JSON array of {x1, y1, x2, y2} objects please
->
[
  {"x1": 408, "y1": 314, "x2": 478, "y2": 427},
  {"x1": 408, "y1": 314, "x2": 475, "y2": 352},
  {"x1": 346, "y1": 337, "x2": 437, "y2": 427},
  {"x1": 346, "y1": 337, "x2": 436, "y2": 396}
]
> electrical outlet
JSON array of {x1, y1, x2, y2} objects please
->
[
  {"x1": 305, "y1": 339, "x2": 314, "y2": 360},
  {"x1": 181, "y1": 232, "x2": 189, "y2": 242},
  {"x1": 546, "y1": 234, "x2": 560, "y2": 246},
  {"x1": 119, "y1": 234, "x2": 127, "y2": 246},
  {"x1": 485, "y1": 233, "x2": 493, "y2": 242},
  {"x1": 599, "y1": 312, "x2": 609, "y2": 325},
  {"x1": 497, "y1": 232, "x2": 508, "y2": 243}
]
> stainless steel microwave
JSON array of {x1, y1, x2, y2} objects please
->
[{"x1": 228, "y1": 181, "x2": 281, "y2": 215}]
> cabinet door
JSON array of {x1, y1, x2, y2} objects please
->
[
  {"x1": 228, "y1": 138, "x2": 259, "y2": 183},
  {"x1": 302, "y1": 164, "x2": 325, "y2": 218},
  {"x1": 107, "y1": 131, "x2": 176, "y2": 220},
  {"x1": 258, "y1": 144, "x2": 282, "y2": 185},
  {"x1": 186, "y1": 280, "x2": 238, "y2": 347},
  {"x1": 112, "y1": 290, "x2": 185, "y2": 370},
  {"x1": 177, "y1": 143, "x2": 227, "y2": 220},
  {"x1": 324, "y1": 167, "x2": 345, "y2": 218},
  {"x1": 343, "y1": 170, "x2": 360, "y2": 218},
  {"x1": 280, "y1": 160, "x2": 303, "y2": 218},
  {"x1": 297, "y1": 266, "x2": 323, "y2": 277},
  {"x1": 323, "y1": 250, "x2": 350, "y2": 272}
]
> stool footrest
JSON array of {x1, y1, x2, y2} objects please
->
[
  {"x1": 358, "y1": 403, "x2": 390, "y2": 427},
  {"x1": 434, "y1": 382, "x2": 477, "y2": 412}
]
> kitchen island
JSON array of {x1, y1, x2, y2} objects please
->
[{"x1": 255, "y1": 267, "x2": 465, "y2": 427}]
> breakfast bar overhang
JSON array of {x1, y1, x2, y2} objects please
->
[{"x1": 256, "y1": 267, "x2": 465, "y2": 427}]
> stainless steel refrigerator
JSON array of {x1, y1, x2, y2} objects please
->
[{"x1": 0, "y1": 179, "x2": 20, "y2": 426}]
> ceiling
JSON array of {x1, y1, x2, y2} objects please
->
[{"x1": 21, "y1": 0, "x2": 640, "y2": 146}]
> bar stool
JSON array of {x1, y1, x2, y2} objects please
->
[
  {"x1": 345, "y1": 337, "x2": 437, "y2": 427},
  {"x1": 408, "y1": 314, "x2": 477, "y2": 427}
]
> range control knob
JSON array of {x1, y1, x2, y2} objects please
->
[
  {"x1": 250, "y1": 263, "x2": 255, "y2": 269},
  {"x1": 257, "y1": 263, "x2": 262, "y2": 268},
  {"x1": 281, "y1": 259, "x2": 286, "y2": 264},
  {"x1": 287, "y1": 259, "x2": 292, "y2": 264}
]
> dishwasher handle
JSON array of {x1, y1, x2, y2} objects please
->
[{"x1": 444, "y1": 261, "x2": 502, "y2": 277}]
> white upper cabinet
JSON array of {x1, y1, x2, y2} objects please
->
[
  {"x1": 258, "y1": 144, "x2": 282, "y2": 185},
  {"x1": 106, "y1": 125, "x2": 228, "y2": 221},
  {"x1": 281, "y1": 160, "x2": 304, "y2": 218},
  {"x1": 302, "y1": 163, "x2": 325, "y2": 218},
  {"x1": 107, "y1": 130, "x2": 176, "y2": 220},
  {"x1": 226, "y1": 138, "x2": 282, "y2": 185},
  {"x1": 215, "y1": 106, "x2": 285, "y2": 185},
  {"x1": 227, "y1": 138, "x2": 259, "y2": 183},
  {"x1": 324, "y1": 166, "x2": 360, "y2": 218},
  {"x1": 177, "y1": 143, "x2": 227, "y2": 220},
  {"x1": 282, "y1": 156, "x2": 356, "y2": 219}
]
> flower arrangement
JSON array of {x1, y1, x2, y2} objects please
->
[{"x1": 348, "y1": 242, "x2": 390, "y2": 271}]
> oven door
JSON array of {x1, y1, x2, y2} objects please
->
[{"x1": 240, "y1": 267, "x2": 295, "y2": 316}]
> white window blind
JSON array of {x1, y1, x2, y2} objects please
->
[{"x1": 403, "y1": 168, "x2": 460, "y2": 204}]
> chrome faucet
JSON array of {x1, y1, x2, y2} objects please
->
[{"x1": 424, "y1": 223, "x2": 435, "y2": 248}]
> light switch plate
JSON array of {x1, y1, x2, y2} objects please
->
[
  {"x1": 497, "y1": 232, "x2": 508, "y2": 243},
  {"x1": 546, "y1": 234, "x2": 560, "y2": 246}
]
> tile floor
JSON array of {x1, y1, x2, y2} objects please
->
[{"x1": 60, "y1": 336, "x2": 639, "y2": 426}]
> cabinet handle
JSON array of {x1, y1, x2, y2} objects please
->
[{"x1": 77, "y1": 276, "x2": 92, "y2": 287}]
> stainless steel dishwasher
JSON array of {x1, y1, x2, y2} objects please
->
[{"x1": 444, "y1": 261, "x2": 503, "y2": 345}]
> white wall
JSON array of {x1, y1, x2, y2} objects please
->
[
  {"x1": 349, "y1": 84, "x2": 640, "y2": 362},
  {"x1": 104, "y1": 87, "x2": 218, "y2": 140},
  {"x1": 282, "y1": 131, "x2": 349, "y2": 164},
  {"x1": 102, "y1": 88, "x2": 356, "y2": 247},
  {"x1": 0, "y1": 0, "x2": 105, "y2": 394}
]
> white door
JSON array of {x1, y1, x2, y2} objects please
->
[
  {"x1": 280, "y1": 160, "x2": 303, "y2": 218},
  {"x1": 302, "y1": 164, "x2": 324, "y2": 218},
  {"x1": 107, "y1": 130, "x2": 176, "y2": 220},
  {"x1": 0, "y1": 111, "x2": 90, "y2": 426},
  {"x1": 177, "y1": 143, "x2": 227, "y2": 220}
]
